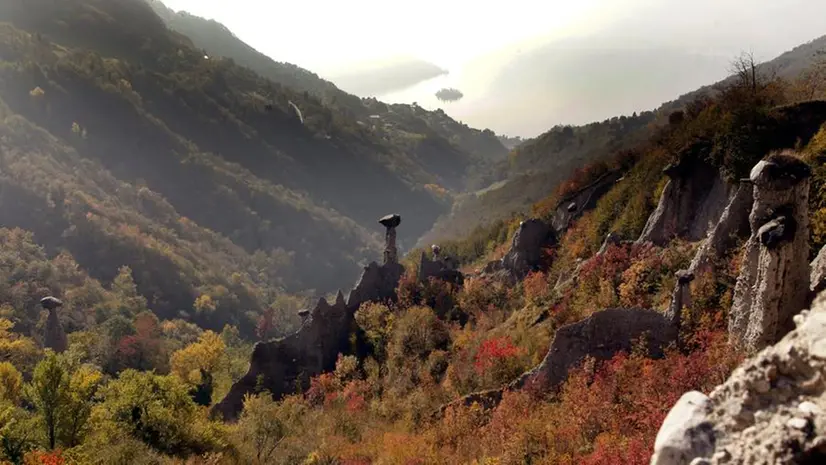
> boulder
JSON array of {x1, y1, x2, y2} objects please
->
[
  {"x1": 651, "y1": 391, "x2": 715, "y2": 465},
  {"x1": 730, "y1": 153, "x2": 811, "y2": 352},
  {"x1": 650, "y1": 290, "x2": 826, "y2": 465}
]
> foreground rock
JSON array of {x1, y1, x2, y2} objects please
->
[
  {"x1": 650, "y1": 291, "x2": 826, "y2": 465},
  {"x1": 729, "y1": 153, "x2": 811, "y2": 352},
  {"x1": 212, "y1": 215, "x2": 405, "y2": 421}
]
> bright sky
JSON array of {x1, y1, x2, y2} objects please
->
[{"x1": 159, "y1": 0, "x2": 633, "y2": 72}]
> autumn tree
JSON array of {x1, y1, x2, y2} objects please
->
[
  {"x1": 57, "y1": 364, "x2": 102, "y2": 447},
  {"x1": 169, "y1": 331, "x2": 226, "y2": 405},
  {"x1": 26, "y1": 352, "x2": 67, "y2": 449},
  {"x1": 0, "y1": 362, "x2": 23, "y2": 404},
  {"x1": 235, "y1": 393, "x2": 307, "y2": 464}
]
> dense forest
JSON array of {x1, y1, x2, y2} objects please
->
[{"x1": 0, "y1": 0, "x2": 824, "y2": 463}]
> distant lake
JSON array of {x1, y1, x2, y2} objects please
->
[{"x1": 374, "y1": 67, "x2": 491, "y2": 125}]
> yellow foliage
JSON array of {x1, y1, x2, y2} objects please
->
[
  {"x1": 170, "y1": 331, "x2": 226, "y2": 385},
  {"x1": 0, "y1": 362, "x2": 22, "y2": 403},
  {"x1": 194, "y1": 294, "x2": 217, "y2": 313},
  {"x1": 0, "y1": 318, "x2": 39, "y2": 368}
]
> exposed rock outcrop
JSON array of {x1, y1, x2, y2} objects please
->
[
  {"x1": 212, "y1": 215, "x2": 406, "y2": 421},
  {"x1": 638, "y1": 159, "x2": 734, "y2": 246},
  {"x1": 418, "y1": 251, "x2": 464, "y2": 286},
  {"x1": 41, "y1": 296, "x2": 67, "y2": 353},
  {"x1": 686, "y1": 183, "x2": 754, "y2": 275},
  {"x1": 729, "y1": 154, "x2": 811, "y2": 352},
  {"x1": 551, "y1": 171, "x2": 624, "y2": 233},
  {"x1": 664, "y1": 183, "x2": 754, "y2": 333},
  {"x1": 810, "y1": 244, "x2": 826, "y2": 301},
  {"x1": 650, "y1": 290, "x2": 826, "y2": 465},
  {"x1": 499, "y1": 219, "x2": 556, "y2": 280},
  {"x1": 511, "y1": 307, "x2": 678, "y2": 393}
]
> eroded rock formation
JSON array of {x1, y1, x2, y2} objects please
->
[
  {"x1": 418, "y1": 250, "x2": 463, "y2": 286},
  {"x1": 810, "y1": 244, "x2": 826, "y2": 301},
  {"x1": 551, "y1": 171, "x2": 624, "y2": 233},
  {"x1": 638, "y1": 159, "x2": 734, "y2": 246},
  {"x1": 41, "y1": 296, "x2": 67, "y2": 353},
  {"x1": 511, "y1": 307, "x2": 677, "y2": 393},
  {"x1": 483, "y1": 218, "x2": 557, "y2": 281},
  {"x1": 212, "y1": 215, "x2": 405, "y2": 421},
  {"x1": 664, "y1": 182, "x2": 754, "y2": 333},
  {"x1": 651, "y1": 291, "x2": 826, "y2": 465},
  {"x1": 729, "y1": 153, "x2": 811, "y2": 352}
]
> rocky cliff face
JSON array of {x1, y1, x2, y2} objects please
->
[
  {"x1": 483, "y1": 218, "x2": 556, "y2": 281},
  {"x1": 729, "y1": 154, "x2": 812, "y2": 352},
  {"x1": 638, "y1": 159, "x2": 734, "y2": 246},
  {"x1": 651, "y1": 291, "x2": 826, "y2": 465}
]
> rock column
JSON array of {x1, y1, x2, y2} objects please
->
[
  {"x1": 380, "y1": 214, "x2": 401, "y2": 265},
  {"x1": 41, "y1": 296, "x2": 67, "y2": 353},
  {"x1": 729, "y1": 153, "x2": 812, "y2": 352}
]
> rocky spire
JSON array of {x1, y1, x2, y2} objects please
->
[
  {"x1": 379, "y1": 214, "x2": 401, "y2": 265},
  {"x1": 729, "y1": 153, "x2": 812, "y2": 352},
  {"x1": 40, "y1": 296, "x2": 67, "y2": 353}
]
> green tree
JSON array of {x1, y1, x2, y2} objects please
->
[
  {"x1": 112, "y1": 266, "x2": 147, "y2": 316},
  {"x1": 235, "y1": 393, "x2": 306, "y2": 464},
  {"x1": 95, "y1": 370, "x2": 211, "y2": 456},
  {"x1": 0, "y1": 362, "x2": 22, "y2": 404},
  {"x1": 58, "y1": 365, "x2": 103, "y2": 447},
  {"x1": 25, "y1": 351, "x2": 67, "y2": 449}
]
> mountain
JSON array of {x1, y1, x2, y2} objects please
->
[
  {"x1": 420, "y1": 35, "x2": 826, "y2": 245},
  {"x1": 147, "y1": 0, "x2": 508, "y2": 190},
  {"x1": 0, "y1": 0, "x2": 505, "y2": 338},
  {"x1": 324, "y1": 57, "x2": 448, "y2": 98}
]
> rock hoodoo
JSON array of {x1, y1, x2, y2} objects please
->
[
  {"x1": 651, "y1": 290, "x2": 826, "y2": 465},
  {"x1": 380, "y1": 213, "x2": 401, "y2": 265},
  {"x1": 41, "y1": 296, "x2": 67, "y2": 353},
  {"x1": 212, "y1": 214, "x2": 406, "y2": 421},
  {"x1": 511, "y1": 307, "x2": 677, "y2": 393},
  {"x1": 637, "y1": 159, "x2": 733, "y2": 246},
  {"x1": 729, "y1": 153, "x2": 812, "y2": 353}
]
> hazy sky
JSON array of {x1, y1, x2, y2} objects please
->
[
  {"x1": 159, "y1": 0, "x2": 826, "y2": 136},
  {"x1": 159, "y1": 0, "x2": 634, "y2": 72}
]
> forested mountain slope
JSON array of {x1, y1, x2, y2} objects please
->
[
  {"x1": 146, "y1": 0, "x2": 508, "y2": 189},
  {"x1": 0, "y1": 0, "x2": 509, "y2": 315}
]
